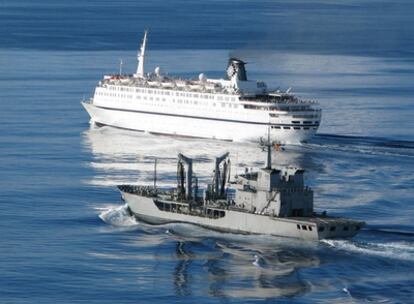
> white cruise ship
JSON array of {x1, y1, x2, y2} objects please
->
[{"x1": 82, "y1": 32, "x2": 321, "y2": 144}]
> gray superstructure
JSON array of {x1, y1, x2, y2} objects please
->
[{"x1": 118, "y1": 143, "x2": 364, "y2": 240}]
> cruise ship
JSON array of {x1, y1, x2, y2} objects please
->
[{"x1": 82, "y1": 32, "x2": 321, "y2": 144}]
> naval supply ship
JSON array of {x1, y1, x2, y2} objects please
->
[
  {"x1": 82, "y1": 31, "x2": 321, "y2": 144},
  {"x1": 118, "y1": 142, "x2": 364, "y2": 240}
]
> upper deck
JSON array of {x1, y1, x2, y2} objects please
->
[{"x1": 98, "y1": 74, "x2": 319, "y2": 107}]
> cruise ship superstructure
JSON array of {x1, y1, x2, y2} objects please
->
[{"x1": 82, "y1": 31, "x2": 321, "y2": 143}]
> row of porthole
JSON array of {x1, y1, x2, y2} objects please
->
[
  {"x1": 128, "y1": 86, "x2": 236, "y2": 101},
  {"x1": 292, "y1": 121, "x2": 316, "y2": 124},
  {"x1": 318, "y1": 225, "x2": 361, "y2": 232},
  {"x1": 296, "y1": 224, "x2": 313, "y2": 231},
  {"x1": 105, "y1": 85, "x2": 237, "y2": 101},
  {"x1": 271, "y1": 126, "x2": 318, "y2": 130},
  {"x1": 99, "y1": 90, "x2": 241, "y2": 108}
]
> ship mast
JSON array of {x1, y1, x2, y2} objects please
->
[
  {"x1": 135, "y1": 30, "x2": 148, "y2": 78},
  {"x1": 260, "y1": 127, "x2": 272, "y2": 170}
]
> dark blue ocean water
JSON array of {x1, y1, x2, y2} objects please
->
[{"x1": 1, "y1": 1, "x2": 414, "y2": 303}]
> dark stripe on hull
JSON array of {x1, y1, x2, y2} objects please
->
[{"x1": 92, "y1": 104, "x2": 320, "y2": 127}]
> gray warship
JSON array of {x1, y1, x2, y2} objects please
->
[{"x1": 118, "y1": 142, "x2": 364, "y2": 240}]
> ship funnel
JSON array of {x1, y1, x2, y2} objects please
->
[
  {"x1": 135, "y1": 31, "x2": 148, "y2": 78},
  {"x1": 226, "y1": 58, "x2": 247, "y2": 81}
]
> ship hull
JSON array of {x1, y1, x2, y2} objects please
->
[
  {"x1": 82, "y1": 102, "x2": 317, "y2": 144},
  {"x1": 121, "y1": 191, "x2": 363, "y2": 240}
]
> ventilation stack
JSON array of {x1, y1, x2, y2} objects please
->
[{"x1": 226, "y1": 58, "x2": 247, "y2": 81}]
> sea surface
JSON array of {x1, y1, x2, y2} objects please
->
[{"x1": 1, "y1": 1, "x2": 414, "y2": 303}]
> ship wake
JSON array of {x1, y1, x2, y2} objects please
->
[
  {"x1": 98, "y1": 204, "x2": 139, "y2": 227},
  {"x1": 321, "y1": 239, "x2": 414, "y2": 262},
  {"x1": 310, "y1": 134, "x2": 414, "y2": 158}
]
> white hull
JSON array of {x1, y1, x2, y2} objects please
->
[
  {"x1": 83, "y1": 102, "x2": 317, "y2": 143},
  {"x1": 122, "y1": 192, "x2": 362, "y2": 240},
  {"x1": 83, "y1": 33, "x2": 321, "y2": 144}
]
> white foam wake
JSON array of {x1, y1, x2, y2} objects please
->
[
  {"x1": 322, "y1": 239, "x2": 414, "y2": 262},
  {"x1": 98, "y1": 204, "x2": 139, "y2": 227}
]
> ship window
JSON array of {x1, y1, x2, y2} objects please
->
[
  {"x1": 293, "y1": 115, "x2": 314, "y2": 119},
  {"x1": 301, "y1": 225, "x2": 307, "y2": 230},
  {"x1": 308, "y1": 226, "x2": 312, "y2": 231},
  {"x1": 318, "y1": 227, "x2": 325, "y2": 232},
  {"x1": 313, "y1": 127, "x2": 317, "y2": 130},
  {"x1": 292, "y1": 121, "x2": 300, "y2": 124},
  {"x1": 330, "y1": 226, "x2": 336, "y2": 231},
  {"x1": 304, "y1": 121, "x2": 312, "y2": 124},
  {"x1": 304, "y1": 127, "x2": 310, "y2": 130},
  {"x1": 297, "y1": 224, "x2": 300, "y2": 230},
  {"x1": 283, "y1": 127, "x2": 290, "y2": 130},
  {"x1": 355, "y1": 226, "x2": 361, "y2": 230},
  {"x1": 343, "y1": 226, "x2": 349, "y2": 231},
  {"x1": 294, "y1": 127, "x2": 300, "y2": 130}
]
